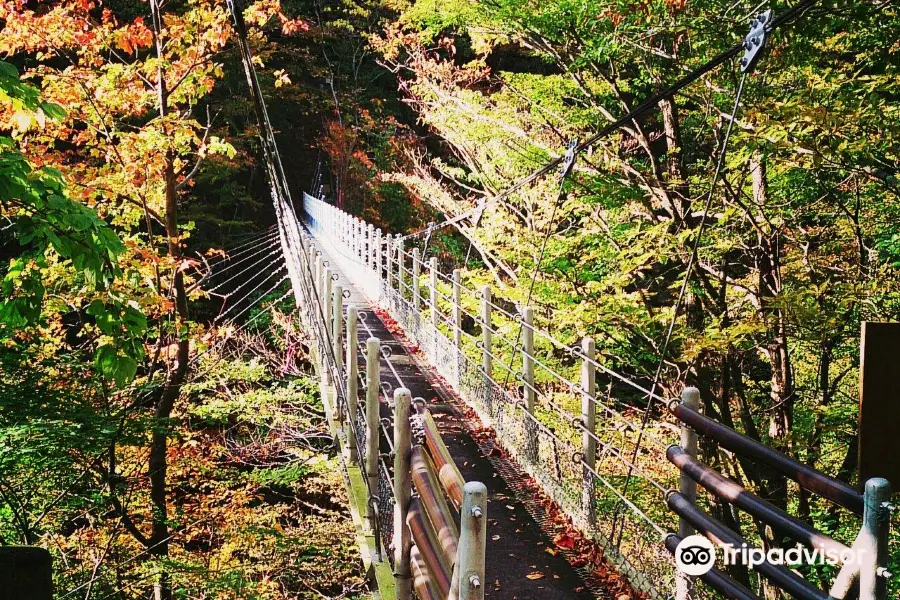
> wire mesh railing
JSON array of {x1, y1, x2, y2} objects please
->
[
  {"x1": 301, "y1": 193, "x2": 897, "y2": 600},
  {"x1": 302, "y1": 192, "x2": 682, "y2": 599}
]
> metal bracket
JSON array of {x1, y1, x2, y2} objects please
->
[
  {"x1": 559, "y1": 138, "x2": 579, "y2": 180},
  {"x1": 739, "y1": 10, "x2": 773, "y2": 73}
]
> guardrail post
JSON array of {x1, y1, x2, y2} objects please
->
[
  {"x1": 393, "y1": 387, "x2": 413, "y2": 600},
  {"x1": 457, "y1": 482, "x2": 487, "y2": 600},
  {"x1": 0, "y1": 547, "x2": 53, "y2": 600},
  {"x1": 481, "y1": 286, "x2": 493, "y2": 413},
  {"x1": 429, "y1": 257, "x2": 438, "y2": 329},
  {"x1": 369, "y1": 224, "x2": 377, "y2": 271},
  {"x1": 676, "y1": 387, "x2": 700, "y2": 600},
  {"x1": 323, "y1": 268, "x2": 334, "y2": 384},
  {"x1": 397, "y1": 238, "x2": 405, "y2": 301},
  {"x1": 314, "y1": 253, "x2": 322, "y2": 312},
  {"x1": 375, "y1": 228, "x2": 383, "y2": 283},
  {"x1": 452, "y1": 269, "x2": 463, "y2": 387},
  {"x1": 522, "y1": 307, "x2": 537, "y2": 462},
  {"x1": 452, "y1": 269, "x2": 462, "y2": 349},
  {"x1": 412, "y1": 248, "x2": 421, "y2": 330},
  {"x1": 365, "y1": 338, "x2": 381, "y2": 534},
  {"x1": 580, "y1": 337, "x2": 596, "y2": 527},
  {"x1": 859, "y1": 477, "x2": 891, "y2": 600},
  {"x1": 386, "y1": 234, "x2": 394, "y2": 293},
  {"x1": 332, "y1": 283, "x2": 344, "y2": 391},
  {"x1": 346, "y1": 305, "x2": 359, "y2": 462}
]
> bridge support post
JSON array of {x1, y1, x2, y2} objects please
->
[
  {"x1": 675, "y1": 387, "x2": 700, "y2": 600},
  {"x1": 522, "y1": 307, "x2": 537, "y2": 462},
  {"x1": 323, "y1": 268, "x2": 334, "y2": 384},
  {"x1": 332, "y1": 284, "x2": 344, "y2": 405},
  {"x1": 346, "y1": 305, "x2": 359, "y2": 462},
  {"x1": 314, "y1": 253, "x2": 323, "y2": 316},
  {"x1": 397, "y1": 238, "x2": 405, "y2": 302},
  {"x1": 457, "y1": 482, "x2": 487, "y2": 600},
  {"x1": 412, "y1": 248, "x2": 421, "y2": 333},
  {"x1": 365, "y1": 338, "x2": 381, "y2": 534},
  {"x1": 580, "y1": 337, "x2": 596, "y2": 527},
  {"x1": 369, "y1": 224, "x2": 376, "y2": 271},
  {"x1": 386, "y1": 234, "x2": 394, "y2": 295},
  {"x1": 452, "y1": 269, "x2": 462, "y2": 387},
  {"x1": 375, "y1": 228, "x2": 383, "y2": 285},
  {"x1": 429, "y1": 257, "x2": 438, "y2": 330},
  {"x1": 480, "y1": 286, "x2": 493, "y2": 414},
  {"x1": 393, "y1": 387, "x2": 413, "y2": 600},
  {"x1": 859, "y1": 477, "x2": 891, "y2": 600}
]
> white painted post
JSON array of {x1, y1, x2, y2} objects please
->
[
  {"x1": 429, "y1": 257, "x2": 438, "y2": 329},
  {"x1": 397, "y1": 238, "x2": 405, "y2": 301},
  {"x1": 676, "y1": 387, "x2": 700, "y2": 600},
  {"x1": 314, "y1": 254, "x2": 323, "y2": 317},
  {"x1": 522, "y1": 307, "x2": 537, "y2": 462},
  {"x1": 412, "y1": 248, "x2": 421, "y2": 320},
  {"x1": 859, "y1": 477, "x2": 891, "y2": 600},
  {"x1": 386, "y1": 234, "x2": 394, "y2": 293},
  {"x1": 333, "y1": 284, "x2": 344, "y2": 381},
  {"x1": 375, "y1": 228, "x2": 383, "y2": 283},
  {"x1": 323, "y1": 268, "x2": 334, "y2": 385},
  {"x1": 580, "y1": 337, "x2": 596, "y2": 526},
  {"x1": 365, "y1": 338, "x2": 381, "y2": 533},
  {"x1": 457, "y1": 482, "x2": 487, "y2": 600},
  {"x1": 346, "y1": 305, "x2": 359, "y2": 462},
  {"x1": 481, "y1": 286, "x2": 492, "y2": 379},
  {"x1": 452, "y1": 269, "x2": 462, "y2": 349},
  {"x1": 393, "y1": 387, "x2": 413, "y2": 600},
  {"x1": 522, "y1": 307, "x2": 535, "y2": 412},
  {"x1": 481, "y1": 286, "x2": 492, "y2": 412},
  {"x1": 369, "y1": 224, "x2": 376, "y2": 271}
]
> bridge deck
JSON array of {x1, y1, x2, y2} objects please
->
[{"x1": 314, "y1": 237, "x2": 598, "y2": 600}]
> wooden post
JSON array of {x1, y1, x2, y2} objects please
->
[
  {"x1": 365, "y1": 337, "x2": 381, "y2": 533},
  {"x1": 0, "y1": 547, "x2": 53, "y2": 600},
  {"x1": 429, "y1": 257, "x2": 438, "y2": 329},
  {"x1": 580, "y1": 337, "x2": 596, "y2": 527},
  {"x1": 859, "y1": 477, "x2": 891, "y2": 600},
  {"x1": 346, "y1": 305, "x2": 359, "y2": 461},
  {"x1": 676, "y1": 387, "x2": 700, "y2": 600},
  {"x1": 394, "y1": 387, "x2": 413, "y2": 600},
  {"x1": 457, "y1": 482, "x2": 487, "y2": 600},
  {"x1": 858, "y1": 322, "x2": 900, "y2": 485},
  {"x1": 323, "y1": 268, "x2": 334, "y2": 384},
  {"x1": 412, "y1": 248, "x2": 421, "y2": 320}
]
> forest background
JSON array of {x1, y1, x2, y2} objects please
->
[{"x1": 0, "y1": 0, "x2": 898, "y2": 599}]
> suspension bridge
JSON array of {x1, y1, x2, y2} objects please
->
[{"x1": 214, "y1": 2, "x2": 899, "y2": 599}]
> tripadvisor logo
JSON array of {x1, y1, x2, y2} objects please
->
[
  {"x1": 675, "y1": 535, "x2": 716, "y2": 576},
  {"x1": 675, "y1": 534, "x2": 867, "y2": 576}
]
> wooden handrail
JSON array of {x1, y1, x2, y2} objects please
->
[
  {"x1": 412, "y1": 445, "x2": 460, "y2": 565},
  {"x1": 417, "y1": 406, "x2": 465, "y2": 509},
  {"x1": 408, "y1": 498, "x2": 453, "y2": 598}
]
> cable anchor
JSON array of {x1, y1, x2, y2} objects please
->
[{"x1": 740, "y1": 9, "x2": 773, "y2": 73}]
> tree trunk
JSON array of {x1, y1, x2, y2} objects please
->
[{"x1": 148, "y1": 4, "x2": 190, "y2": 599}]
